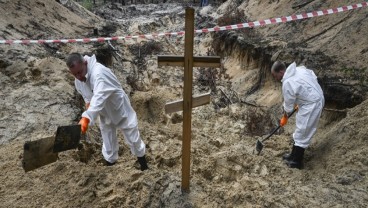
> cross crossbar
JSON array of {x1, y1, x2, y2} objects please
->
[
  {"x1": 165, "y1": 92, "x2": 211, "y2": 114},
  {"x1": 158, "y1": 55, "x2": 221, "y2": 67}
]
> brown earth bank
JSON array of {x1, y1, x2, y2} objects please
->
[{"x1": 0, "y1": 0, "x2": 367, "y2": 207}]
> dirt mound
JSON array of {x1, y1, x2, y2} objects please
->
[
  {"x1": 2, "y1": 102, "x2": 367, "y2": 207},
  {"x1": 0, "y1": 0, "x2": 100, "y2": 40},
  {"x1": 131, "y1": 87, "x2": 175, "y2": 124},
  {"x1": 0, "y1": 57, "x2": 80, "y2": 143},
  {"x1": 311, "y1": 99, "x2": 368, "y2": 183},
  {"x1": 0, "y1": 0, "x2": 104, "y2": 143}
]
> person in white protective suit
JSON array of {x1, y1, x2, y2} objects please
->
[
  {"x1": 271, "y1": 61, "x2": 324, "y2": 169},
  {"x1": 66, "y1": 53, "x2": 148, "y2": 170}
]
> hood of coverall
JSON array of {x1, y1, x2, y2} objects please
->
[
  {"x1": 281, "y1": 62, "x2": 297, "y2": 82},
  {"x1": 83, "y1": 55, "x2": 98, "y2": 81}
]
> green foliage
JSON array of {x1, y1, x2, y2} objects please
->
[{"x1": 81, "y1": 0, "x2": 93, "y2": 11}]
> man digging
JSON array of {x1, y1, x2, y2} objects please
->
[
  {"x1": 66, "y1": 53, "x2": 148, "y2": 171},
  {"x1": 271, "y1": 61, "x2": 324, "y2": 169}
]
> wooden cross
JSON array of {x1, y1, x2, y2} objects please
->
[{"x1": 157, "y1": 7, "x2": 221, "y2": 192}]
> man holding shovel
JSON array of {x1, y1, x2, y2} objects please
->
[
  {"x1": 66, "y1": 53, "x2": 148, "y2": 171},
  {"x1": 271, "y1": 61, "x2": 324, "y2": 169}
]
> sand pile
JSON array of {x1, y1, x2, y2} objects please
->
[
  {"x1": 1, "y1": 96, "x2": 367, "y2": 207},
  {"x1": 0, "y1": 57, "x2": 80, "y2": 143}
]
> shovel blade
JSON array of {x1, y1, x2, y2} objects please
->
[
  {"x1": 22, "y1": 136, "x2": 58, "y2": 172},
  {"x1": 255, "y1": 140, "x2": 264, "y2": 155},
  {"x1": 53, "y1": 125, "x2": 81, "y2": 153}
]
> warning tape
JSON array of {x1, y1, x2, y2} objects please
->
[{"x1": 0, "y1": 2, "x2": 367, "y2": 44}]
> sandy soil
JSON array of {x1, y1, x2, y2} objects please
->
[{"x1": 0, "y1": 0, "x2": 367, "y2": 207}]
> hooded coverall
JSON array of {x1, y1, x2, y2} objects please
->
[
  {"x1": 75, "y1": 55, "x2": 146, "y2": 163},
  {"x1": 282, "y1": 62, "x2": 324, "y2": 148}
]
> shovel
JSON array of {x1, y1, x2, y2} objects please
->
[
  {"x1": 255, "y1": 108, "x2": 297, "y2": 155},
  {"x1": 22, "y1": 125, "x2": 81, "y2": 172},
  {"x1": 53, "y1": 125, "x2": 81, "y2": 153},
  {"x1": 22, "y1": 136, "x2": 58, "y2": 172}
]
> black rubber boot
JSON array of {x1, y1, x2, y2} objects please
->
[
  {"x1": 282, "y1": 145, "x2": 296, "y2": 162},
  {"x1": 137, "y1": 156, "x2": 148, "y2": 171},
  {"x1": 285, "y1": 146, "x2": 305, "y2": 169},
  {"x1": 104, "y1": 160, "x2": 116, "y2": 166}
]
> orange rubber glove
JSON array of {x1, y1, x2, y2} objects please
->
[
  {"x1": 280, "y1": 113, "x2": 288, "y2": 127},
  {"x1": 85, "y1": 103, "x2": 90, "y2": 110},
  {"x1": 79, "y1": 117, "x2": 90, "y2": 134}
]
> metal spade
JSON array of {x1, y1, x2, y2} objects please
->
[
  {"x1": 53, "y1": 125, "x2": 81, "y2": 153},
  {"x1": 255, "y1": 108, "x2": 297, "y2": 155}
]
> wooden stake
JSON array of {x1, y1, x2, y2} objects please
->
[
  {"x1": 157, "y1": 7, "x2": 221, "y2": 193},
  {"x1": 182, "y1": 7, "x2": 195, "y2": 192}
]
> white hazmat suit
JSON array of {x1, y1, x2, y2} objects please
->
[
  {"x1": 75, "y1": 55, "x2": 146, "y2": 163},
  {"x1": 282, "y1": 62, "x2": 324, "y2": 148}
]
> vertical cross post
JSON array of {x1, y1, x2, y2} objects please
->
[
  {"x1": 157, "y1": 8, "x2": 221, "y2": 193},
  {"x1": 182, "y1": 7, "x2": 195, "y2": 192}
]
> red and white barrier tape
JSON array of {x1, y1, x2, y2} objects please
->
[{"x1": 0, "y1": 2, "x2": 367, "y2": 44}]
